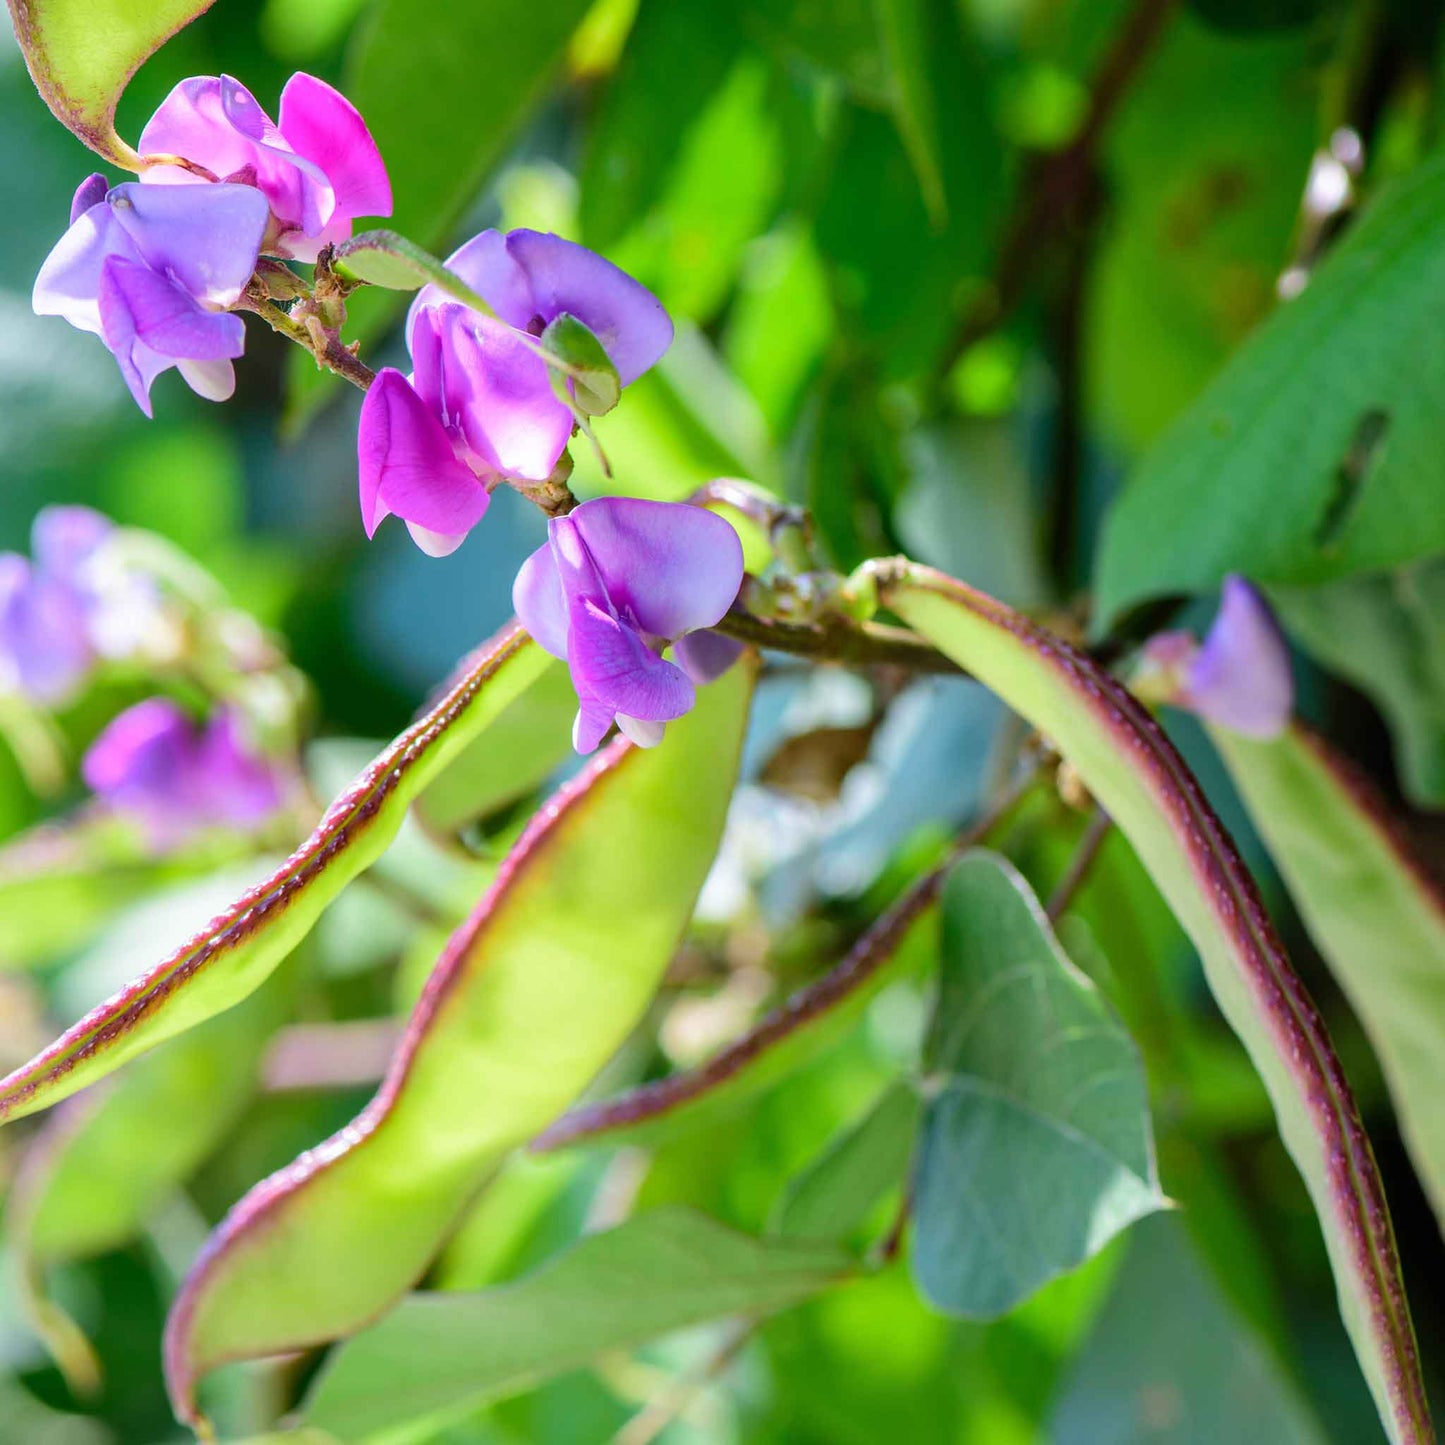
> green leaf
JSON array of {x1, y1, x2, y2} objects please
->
[
  {"x1": 880, "y1": 563, "x2": 1432, "y2": 1442},
  {"x1": 0, "y1": 626, "x2": 552, "y2": 1125},
  {"x1": 911, "y1": 852, "x2": 1165, "y2": 1318},
  {"x1": 347, "y1": 0, "x2": 595, "y2": 252},
  {"x1": 164, "y1": 662, "x2": 756, "y2": 1427},
  {"x1": 1213, "y1": 722, "x2": 1445, "y2": 1235},
  {"x1": 329, "y1": 231, "x2": 492, "y2": 305},
  {"x1": 304, "y1": 1208, "x2": 854, "y2": 1442},
  {"x1": 1187, "y1": 0, "x2": 1330, "y2": 32},
  {"x1": 5, "y1": 0, "x2": 215, "y2": 164},
  {"x1": 541, "y1": 314, "x2": 622, "y2": 416},
  {"x1": 1097, "y1": 151, "x2": 1445, "y2": 627},
  {"x1": 773, "y1": 1079, "x2": 922, "y2": 1243},
  {"x1": 1050, "y1": 1215, "x2": 1327, "y2": 1443},
  {"x1": 415, "y1": 658, "x2": 576, "y2": 837},
  {"x1": 578, "y1": 0, "x2": 744, "y2": 252},
  {"x1": 1271, "y1": 562, "x2": 1445, "y2": 807},
  {"x1": 873, "y1": 0, "x2": 947, "y2": 227}
]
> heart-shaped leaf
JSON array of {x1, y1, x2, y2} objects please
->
[
  {"x1": 0, "y1": 625, "x2": 551, "y2": 1126},
  {"x1": 879, "y1": 560, "x2": 1432, "y2": 1443},
  {"x1": 911, "y1": 851, "x2": 1165, "y2": 1317},
  {"x1": 6, "y1": 0, "x2": 217, "y2": 165},
  {"x1": 164, "y1": 661, "x2": 756, "y2": 1429}
]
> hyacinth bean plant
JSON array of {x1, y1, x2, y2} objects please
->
[{"x1": 0, "y1": 0, "x2": 1443, "y2": 1441}]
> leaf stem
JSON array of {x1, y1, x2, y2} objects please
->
[
  {"x1": 713, "y1": 603, "x2": 964, "y2": 676},
  {"x1": 1045, "y1": 807, "x2": 1112, "y2": 922}
]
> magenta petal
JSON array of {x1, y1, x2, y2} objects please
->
[
  {"x1": 1186, "y1": 576, "x2": 1294, "y2": 739},
  {"x1": 567, "y1": 596, "x2": 695, "y2": 722},
  {"x1": 445, "y1": 312, "x2": 573, "y2": 481},
  {"x1": 569, "y1": 498, "x2": 743, "y2": 640},
  {"x1": 572, "y1": 689, "x2": 617, "y2": 754},
  {"x1": 108, "y1": 183, "x2": 268, "y2": 307},
  {"x1": 511, "y1": 541, "x2": 569, "y2": 658},
  {"x1": 0, "y1": 557, "x2": 94, "y2": 704},
  {"x1": 673, "y1": 629, "x2": 743, "y2": 684},
  {"x1": 197, "y1": 710, "x2": 284, "y2": 826},
  {"x1": 139, "y1": 77, "x2": 258, "y2": 177},
  {"x1": 83, "y1": 697, "x2": 193, "y2": 799},
  {"x1": 100, "y1": 256, "x2": 245, "y2": 361},
  {"x1": 431, "y1": 229, "x2": 534, "y2": 329},
  {"x1": 357, "y1": 369, "x2": 489, "y2": 542},
  {"x1": 70, "y1": 173, "x2": 108, "y2": 224},
  {"x1": 505, "y1": 229, "x2": 673, "y2": 385},
  {"x1": 278, "y1": 72, "x2": 391, "y2": 224}
]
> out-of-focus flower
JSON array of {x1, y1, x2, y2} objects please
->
[
  {"x1": 83, "y1": 699, "x2": 291, "y2": 844},
  {"x1": 0, "y1": 507, "x2": 166, "y2": 704},
  {"x1": 513, "y1": 497, "x2": 743, "y2": 752},
  {"x1": 358, "y1": 230, "x2": 672, "y2": 556},
  {"x1": 1137, "y1": 575, "x2": 1293, "y2": 739},
  {"x1": 33, "y1": 177, "x2": 268, "y2": 414},
  {"x1": 137, "y1": 74, "x2": 392, "y2": 262}
]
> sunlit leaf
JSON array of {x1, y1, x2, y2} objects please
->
[
  {"x1": 911, "y1": 851, "x2": 1165, "y2": 1317},
  {"x1": 1097, "y1": 151, "x2": 1445, "y2": 628},
  {"x1": 0, "y1": 626, "x2": 551, "y2": 1125},
  {"x1": 5, "y1": 0, "x2": 215, "y2": 164},
  {"x1": 303, "y1": 1208, "x2": 852, "y2": 1440},
  {"x1": 1214, "y1": 722, "x2": 1445, "y2": 1235},
  {"x1": 880, "y1": 562, "x2": 1432, "y2": 1442},
  {"x1": 164, "y1": 661, "x2": 756, "y2": 1427}
]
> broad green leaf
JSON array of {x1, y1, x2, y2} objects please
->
[
  {"x1": 773, "y1": 1079, "x2": 921, "y2": 1243},
  {"x1": 879, "y1": 561, "x2": 1432, "y2": 1442},
  {"x1": 1050, "y1": 1215, "x2": 1326, "y2": 1443},
  {"x1": 1097, "y1": 151, "x2": 1445, "y2": 627},
  {"x1": 577, "y1": 0, "x2": 744, "y2": 252},
  {"x1": 5, "y1": 0, "x2": 215, "y2": 164},
  {"x1": 1213, "y1": 722, "x2": 1445, "y2": 1234},
  {"x1": 415, "y1": 658, "x2": 575, "y2": 836},
  {"x1": 911, "y1": 852, "x2": 1165, "y2": 1317},
  {"x1": 0, "y1": 815, "x2": 242, "y2": 972},
  {"x1": 1272, "y1": 563, "x2": 1445, "y2": 807},
  {"x1": 304, "y1": 1208, "x2": 854, "y2": 1442},
  {"x1": 347, "y1": 0, "x2": 595, "y2": 252},
  {"x1": 0, "y1": 626, "x2": 551, "y2": 1125},
  {"x1": 164, "y1": 663, "x2": 755, "y2": 1426}
]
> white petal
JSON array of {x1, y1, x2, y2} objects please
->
[
  {"x1": 616, "y1": 713, "x2": 666, "y2": 748},
  {"x1": 177, "y1": 357, "x2": 236, "y2": 401}
]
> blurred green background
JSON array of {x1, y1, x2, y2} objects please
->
[{"x1": 2, "y1": 0, "x2": 1445, "y2": 1439}]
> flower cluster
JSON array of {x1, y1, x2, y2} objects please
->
[
  {"x1": 30, "y1": 70, "x2": 747, "y2": 759},
  {"x1": 83, "y1": 698, "x2": 294, "y2": 845},
  {"x1": 359, "y1": 229, "x2": 673, "y2": 556},
  {"x1": 1137, "y1": 576, "x2": 1293, "y2": 739},
  {"x1": 0, "y1": 506, "x2": 166, "y2": 704},
  {"x1": 34, "y1": 73, "x2": 390, "y2": 413}
]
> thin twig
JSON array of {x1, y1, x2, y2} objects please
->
[
  {"x1": 237, "y1": 291, "x2": 376, "y2": 392},
  {"x1": 610, "y1": 1321, "x2": 755, "y2": 1445},
  {"x1": 939, "y1": 0, "x2": 1177, "y2": 375},
  {"x1": 1045, "y1": 807, "x2": 1112, "y2": 922},
  {"x1": 533, "y1": 767, "x2": 1038, "y2": 1154},
  {"x1": 713, "y1": 604, "x2": 964, "y2": 676}
]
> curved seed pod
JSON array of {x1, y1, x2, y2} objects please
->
[
  {"x1": 0, "y1": 626, "x2": 551, "y2": 1126},
  {"x1": 1214, "y1": 722, "x2": 1445, "y2": 1233},
  {"x1": 5, "y1": 0, "x2": 217, "y2": 165},
  {"x1": 164, "y1": 660, "x2": 756, "y2": 1428},
  {"x1": 876, "y1": 561, "x2": 1431, "y2": 1445}
]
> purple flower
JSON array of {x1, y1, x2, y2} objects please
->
[
  {"x1": 512, "y1": 498, "x2": 744, "y2": 752},
  {"x1": 358, "y1": 230, "x2": 672, "y2": 556},
  {"x1": 0, "y1": 508, "x2": 122, "y2": 704},
  {"x1": 33, "y1": 177, "x2": 268, "y2": 415},
  {"x1": 83, "y1": 699, "x2": 290, "y2": 844},
  {"x1": 137, "y1": 74, "x2": 392, "y2": 262},
  {"x1": 1141, "y1": 576, "x2": 1293, "y2": 739}
]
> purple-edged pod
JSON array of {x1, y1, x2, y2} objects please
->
[
  {"x1": 869, "y1": 560, "x2": 1431, "y2": 1445},
  {"x1": 0, "y1": 624, "x2": 553, "y2": 1126},
  {"x1": 1214, "y1": 721, "x2": 1445, "y2": 1238},
  {"x1": 163, "y1": 658, "x2": 755, "y2": 1429}
]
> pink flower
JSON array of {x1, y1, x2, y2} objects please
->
[{"x1": 138, "y1": 74, "x2": 391, "y2": 262}]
